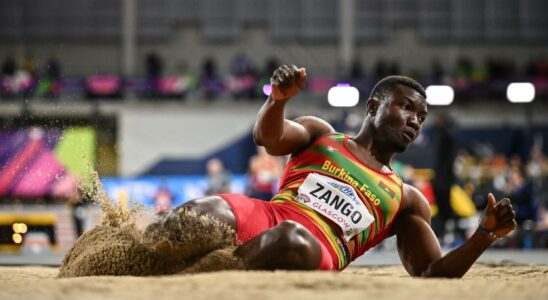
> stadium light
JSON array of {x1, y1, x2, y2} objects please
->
[
  {"x1": 327, "y1": 83, "x2": 360, "y2": 107},
  {"x1": 12, "y1": 233, "x2": 22, "y2": 244},
  {"x1": 262, "y1": 84, "x2": 272, "y2": 96},
  {"x1": 507, "y1": 82, "x2": 535, "y2": 103},
  {"x1": 425, "y1": 85, "x2": 454, "y2": 106},
  {"x1": 12, "y1": 223, "x2": 28, "y2": 234},
  {"x1": 19, "y1": 223, "x2": 27, "y2": 234}
]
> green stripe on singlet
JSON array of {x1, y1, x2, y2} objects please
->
[{"x1": 311, "y1": 146, "x2": 397, "y2": 221}]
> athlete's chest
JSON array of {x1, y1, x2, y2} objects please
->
[{"x1": 292, "y1": 141, "x2": 403, "y2": 218}]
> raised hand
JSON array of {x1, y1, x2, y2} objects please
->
[
  {"x1": 270, "y1": 65, "x2": 306, "y2": 102},
  {"x1": 479, "y1": 193, "x2": 517, "y2": 239}
]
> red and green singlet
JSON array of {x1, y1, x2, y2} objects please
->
[{"x1": 272, "y1": 133, "x2": 404, "y2": 270}]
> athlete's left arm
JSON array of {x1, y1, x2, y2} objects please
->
[{"x1": 393, "y1": 185, "x2": 516, "y2": 278}]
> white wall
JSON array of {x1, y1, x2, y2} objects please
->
[{"x1": 119, "y1": 105, "x2": 259, "y2": 176}]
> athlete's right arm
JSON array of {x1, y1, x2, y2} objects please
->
[{"x1": 253, "y1": 65, "x2": 335, "y2": 156}]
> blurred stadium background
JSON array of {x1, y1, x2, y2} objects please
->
[{"x1": 0, "y1": 0, "x2": 547, "y2": 265}]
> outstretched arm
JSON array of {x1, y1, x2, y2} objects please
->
[
  {"x1": 394, "y1": 186, "x2": 516, "y2": 278},
  {"x1": 253, "y1": 65, "x2": 334, "y2": 156}
]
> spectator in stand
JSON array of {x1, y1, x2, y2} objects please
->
[
  {"x1": 349, "y1": 58, "x2": 365, "y2": 80},
  {"x1": 1, "y1": 54, "x2": 17, "y2": 97},
  {"x1": 46, "y1": 56, "x2": 61, "y2": 81},
  {"x1": 0, "y1": 55, "x2": 33, "y2": 98},
  {"x1": 20, "y1": 53, "x2": 38, "y2": 79},
  {"x1": 471, "y1": 60, "x2": 487, "y2": 84},
  {"x1": 264, "y1": 56, "x2": 280, "y2": 78},
  {"x1": 200, "y1": 56, "x2": 224, "y2": 100},
  {"x1": 455, "y1": 56, "x2": 474, "y2": 81},
  {"x1": 486, "y1": 57, "x2": 516, "y2": 81},
  {"x1": 453, "y1": 56, "x2": 480, "y2": 99},
  {"x1": 230, "y1": 51, "x2": 253, "y2": 78},
  {"x1": 254, "y1": 56, "x2": 281, "y2": 98},
  {"x1": 145, "y1": 52, "x2": 164, "y2": 97},
  {"x1": 205, "y1": 158, "x2": 231, "y2": 195},
  {"x1": 527, "y1": 146, "x2": 547, "y2": 180},
  {"x1": 1, "y1": 54, "x2": 17, "y2": 78},
  {"x1": 246, "y1": 146, "x2": 283, "y2": 201},
  {"x1": 525, "y1": 56, "x2": 548, "y2": 79},
  {"x1": 503, "y1": 159, "x2": 534, "y2": 223},
  {"x1": 39, "y1": 56, "x2": 62, "y2": 98},
  {"x1": 430, "y1": 58, "x2": 445, "y2": 83},
  {"x1": 229, "y1": 52, "x2": 257, "y2": 100},
  {"x1": 153, "y1": 181, "x2": 174, "y2": 214},
  {"x1": 373, "y1": 58, "x2": 389, "y2": 80}
]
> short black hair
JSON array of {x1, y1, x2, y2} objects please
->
[{"x1": 369, "y1": 75, "x2": 426, "y2": 100}]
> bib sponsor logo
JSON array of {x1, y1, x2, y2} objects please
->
[
  {"x1": 327, "y1": 181, "x2": 361, "y2": 206},
  {"x1": 297, "y1": 173, "x2": 374, "y2": 241}
]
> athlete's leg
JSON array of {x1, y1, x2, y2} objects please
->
[
  {"x1": 144, "y1": 196, "x2": 236, "y2": 236},
  {"x1": 234, "y1": 220, "x2": 322, "y2": 270},
  {"x1": 182, "y1": 197, "x2": 322, "y2": 270},
  {"x1": 145, "y1": 196, "x2": 321, "y2": 270},
  {"x1": 176, "y1": 196, "x2": 237, "y2": 229}
]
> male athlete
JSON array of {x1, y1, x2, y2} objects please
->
[{"x1": 166, "y1": 65, "x2": 517, "y2": 277}]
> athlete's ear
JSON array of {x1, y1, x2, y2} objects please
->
[{"x1": 366, "y1": 98, "x2": 380, "y2": 117}]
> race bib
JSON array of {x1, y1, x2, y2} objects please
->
[{"x1": 295, "y1": 173, "x2": 374, "y2": 241}]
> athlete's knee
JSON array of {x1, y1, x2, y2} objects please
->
[
  {"x1": 178, "y1": 196, "x2": 223, "y2": 214},
  {"x1": 273, "y1": 221, "x2": 321, "y2": 269},
  {"x1": 176, "y1": 196, "x2": 236, "y2": 229},
  {"x1": 276, "y1": 220, "x2": 315, "y2": 250}
]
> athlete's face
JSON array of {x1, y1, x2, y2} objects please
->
[{"x1": 371, "y1": 85, "x2": 428, "y2": 153}]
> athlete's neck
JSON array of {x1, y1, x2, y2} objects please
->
[{"x1": 352, "y1": 125, "x2": 395, "y2": 166}]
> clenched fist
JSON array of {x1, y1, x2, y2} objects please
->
[{"x1": 270, "y1": 65, "x2": 306, "y2": 102}]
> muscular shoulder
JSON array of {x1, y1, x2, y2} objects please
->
[
  {"x1": 390, "y1": 184, "x2": 432, "y2": 235},
  {"x1": 293, "y1": 116, "x2": 335, "y2": 141},
  {"x1": 401, "y1": 184, "x2": 431, "y2": 221}
]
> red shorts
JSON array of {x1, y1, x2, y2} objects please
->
[{"x1": 218, "y1": 193, "x2": 337, "y2": 270}]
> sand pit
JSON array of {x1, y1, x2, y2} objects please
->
[
  {"x1": 1, "y1": 264, "x2": 548, "y2": 300},
  {"x1": 4, "y1": 175, "x2": 546, "y2": 299},
  {"x1": 57, "y1": 174, "x2": 243, "y2": 277}
]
